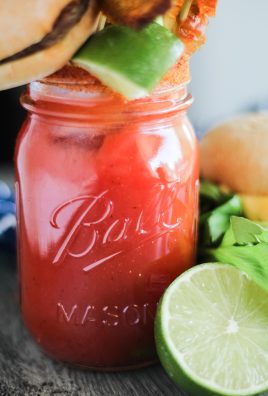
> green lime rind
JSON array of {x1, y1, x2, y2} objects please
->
[
  {"x1": 72, "y1": 23, "x2": 184, "y2": 99},
  {"x1": 155, "y1": 263, "x2": 268, "y2": 396}
]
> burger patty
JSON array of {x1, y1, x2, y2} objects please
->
[{"x1": 0, "y1": 0, "x2": 90, "y2": 65}]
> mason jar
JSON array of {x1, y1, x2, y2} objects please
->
[{"x1": 15, "y1": 67, "x2": 199, "y2": 370}]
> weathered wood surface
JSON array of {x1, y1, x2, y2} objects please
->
[{"x1": 0, "y1": 251, "x2": 185, "y2": 396}]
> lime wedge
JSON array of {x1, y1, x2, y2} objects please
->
[
  {"x1": 155, "y1": 263, "x2": 268, "y2": 396},
  {"x1": 72, "y1": 23, "x2": 184, "y2": 100}
]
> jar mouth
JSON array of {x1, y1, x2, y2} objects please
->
[
  {"x1": 30, "y1": 79, "x2": 190, "y2": 101},
  {"x1": 22, "y1": 65, "x2": 193, "y2": 121},
  {"x1": 37, "y1": 59, "x2": 190, "y2": 97}
]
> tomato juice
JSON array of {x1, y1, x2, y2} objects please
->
[{"x1": 15, "y1": 74, "x2": 199, "y2": 369}]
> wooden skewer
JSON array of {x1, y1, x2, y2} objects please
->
[
  {"x1": 96, "y1": 12, "x2": 107, "y2": 32},
  {"x1": 179, "y1": 0, "x2": 194, "y2": 22}
]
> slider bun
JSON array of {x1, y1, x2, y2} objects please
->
[
  {"x1": 0, "y1": 0, "x2": 73, "y2": 59},
  {"x1": 201, "y1": 113, "x2": 268, "y2": 195},
  {"x1": 0, "y1": 0, "x2": 99, "y2": 90}
]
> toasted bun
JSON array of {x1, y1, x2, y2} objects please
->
[
  {"x1": 201, "y1": 113, "x2": 268, "y2": 195},
  {"x1": 0, "y1": 0, "x2": 73, "y2": 59},
  {"x1": 0, "y1": 1, "x2": 99, "y2": 90}
]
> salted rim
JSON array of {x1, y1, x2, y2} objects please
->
[{"x1": 30, "y1": 54, "x2": 191, "y2": 101}]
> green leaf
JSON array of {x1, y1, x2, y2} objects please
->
[
  {"x1": 200, "y1": 181, "x2": 229, "y2": 204},
  {"x1": 206, "y1": 212, "x2": 232, "y2": 244},
  {"x1": 212, "y1": 243, "x2": 268, "y2": 292},
  {"x1": 199, "y1": 195, "x2": 243, "y2": 245},
  {"x1": 230, "y1": 216, "x2": 264, "y2": 245},
  {"x1": 199, "y1": 181, "x2": 232, "y2": 215},
  {"x1": 258, "y1": 231, "x2": 268, "y2": 243},
  {"x1": 220, "y1": 225, "x2": 236, "y2": 247},
  {"x1": 198, "y1": 182, "x2": 268, "y2": 292}
]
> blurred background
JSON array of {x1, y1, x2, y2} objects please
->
[
  {"x1": 1, "y1": 0, "x2": 268, "y2": 172},
  {"x1": 190, "y1": 0, "x2": 268, "y2": 130}
]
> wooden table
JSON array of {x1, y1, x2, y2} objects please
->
[{"x1": 0, "y1": 251, "x2": 185, "y2": 396}]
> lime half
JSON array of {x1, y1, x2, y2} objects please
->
[
  {"x1": 72, "y1": 23, "x2": 184, "y2": 100},
  {"x1": 155, "y1": 263, "x2": 268, "y2": 396}
]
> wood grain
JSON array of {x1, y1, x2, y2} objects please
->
[{"x1": 0, "y1": 252, "x2": 185, "y2": 396}]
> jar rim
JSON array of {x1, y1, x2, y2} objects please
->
[
  {"x1": 22, "y1": 65, "x2": 193, "y2": 121},
  {"x1": 28, "y1": 62, "x2": 190, "y2": 102},
  {"x1": 30, "y1": 77, "x2": 190, "y2": 101}
]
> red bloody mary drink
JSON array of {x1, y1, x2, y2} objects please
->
[{"x1": 15, "y1": 66, "x2": 199, "y2": 369}]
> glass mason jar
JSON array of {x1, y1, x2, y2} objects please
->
[{"x1": 15, "y1": 71, "x2": 199, "y2": 370}]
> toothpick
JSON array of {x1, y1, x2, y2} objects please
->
[{"x1": 179, "y1": 0, "x2": 194, "y2": 22}]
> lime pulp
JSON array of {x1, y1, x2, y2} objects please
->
[{"x1": 155, "y1": 263, "x2": 268, "y2": 396}]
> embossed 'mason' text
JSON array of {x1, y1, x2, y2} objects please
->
[{"x1": 57, "y1": 302, "x2": 157, "y2": 327}]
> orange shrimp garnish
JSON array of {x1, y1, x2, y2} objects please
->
[{"x1": 164, "y1": 0, "x2": 217, "y2": 54}]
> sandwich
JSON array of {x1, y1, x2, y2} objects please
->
[
  {"x1": 0, "y1": 0, "x2": 100, "y2": 90},
  {"x1": 0, "y1": 0, "x2": 217, "y2": 94}
]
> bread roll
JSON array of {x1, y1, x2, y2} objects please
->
[
  {"x1": 201, "y1": 113, "x2": 268, "y2": 195},
  {"x1": 0, "y1": 0, "x2": 99, "y2": 90}
]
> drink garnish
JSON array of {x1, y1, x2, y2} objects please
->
[
  {"x1": 164, "y1": 0, "x2": 217, "y2": 53},
  {"x1": 72, "y1": 23, "x2": 184, "y2": 99},
  {"x1": 98, "y1": 0, "x2": 172, "y2": 28},
  {"x1": 179, "y1": 0, "x2": 194, "y2": 22},
  {"x1": 155, "y1": 263, "x2": 268, "y2": 396}
]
